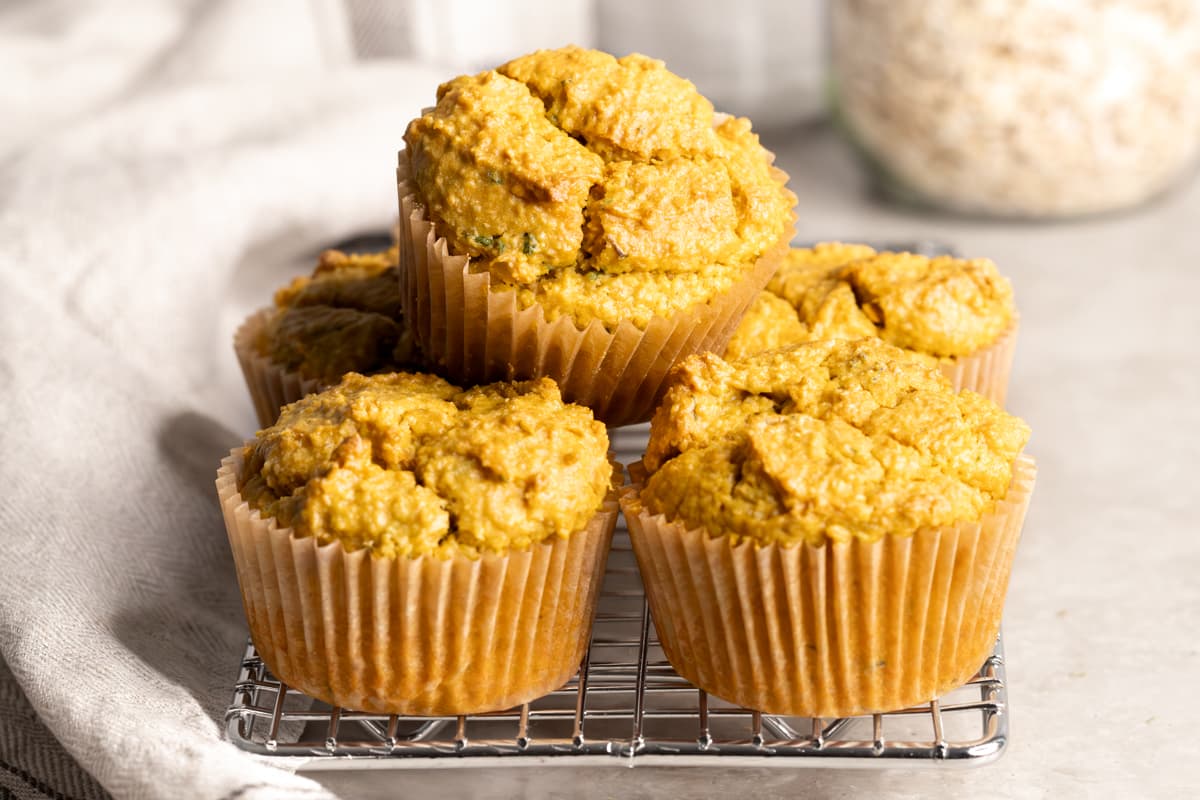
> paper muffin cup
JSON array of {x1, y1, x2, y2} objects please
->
[
  {"x1": 940, "y1": 312, "x2": 1019, "y2": 406},
  {"x1": 621, "y1": 454, "x2": 1036, "y2": 718},
  {"x1": 233, "y1": 308, "x2": 325, "y2": 429},
  {"x1": 217, "y1": 447, "x2": 619, "y2": 715},
  {"x1": 396, "y1": 157, "x2": 793, "y2": 429}
]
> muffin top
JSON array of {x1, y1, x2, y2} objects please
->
[
  {"x1": 403, "y1": 45, "x2": 795, "y2": 329},
  {"x1": 724, "y1": 243, "x2": 1014, "y2": 361},
  {"x1": 639, "y1": 338, "x2": 1030, "y2": 547},
  {"x1": 259, "y1": 247, "x2": 418, "y2": 384},
  {"x1": 238, "y1": 372, "x2": 613, "y2": 559}
]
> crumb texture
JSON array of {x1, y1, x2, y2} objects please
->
[
  {"x1": 641, "y1": 338, "x2": 1030, "y2": 546},
  {"x1": 239, "y1": 373, "x2": 613, "y2": 558},
  {"x1": 726, "y1": 243, "x2": 1014, "y2": 360}
]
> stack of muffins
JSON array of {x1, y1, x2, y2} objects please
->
[{"x1": 218, "y1": 46, "x2": 1035, "y2": 719}]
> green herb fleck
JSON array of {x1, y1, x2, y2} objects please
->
[
  {"x1": 471, "y1": 234, "x2": 506, "y2": 253},
  {"x1": 521, "y1": 232, "x2": 538, "y2": 255},
  {"x1": 586, "y1": 270, "x2": 600, "y2": 283},
  {"x1": 485, "y1": 169, "x2": 504, "y2": 184}
]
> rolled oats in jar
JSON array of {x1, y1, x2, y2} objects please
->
[{"x1": 831, "y1": 0, "x2": 1200, "y2": 217}]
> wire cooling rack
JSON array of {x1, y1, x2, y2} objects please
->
[
  {"x1": 224, "y1": 528, "x2": 1007, "y2": 768},
  {"x1": 225, "y1": 421, "x2": 1008, "y2": 770}
]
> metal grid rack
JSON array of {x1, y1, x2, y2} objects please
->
[{"x1": 225, "y1": 532, "x2": 1008, "y2": 769}]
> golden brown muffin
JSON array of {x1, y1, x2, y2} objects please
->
[
  {"x1": 397, "y1": 46, "x2": 795, "y2": 426},
  {"x1": 259, "y1": 247, "x2": 417, "y2": 384},
  {"x1": 218, "y1": 372, "x2": 620, "y2": 715},
  {"x1": 239, "y1": 372, "x2": 613, "y2": 558},
  {"x1": 641, "y1": 338, "x2": 1029, "y2": 544},
  {"x1": 623, "y1": 338, "x2": 1036, "y2": 716},
  {"x1": 725, "y1": 243, "x2": 1019, "y2": 404},
  {"x1": 403, "y1": 48, "x2": 793, "y2": 329},
  {"x1": 234, "y1": 247, "x2": 423, "y2": 428},
  {"x1": 727, "y1": 243, "x2": 1014, "y2": 360}
]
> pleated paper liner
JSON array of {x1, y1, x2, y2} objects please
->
[
  {"x1": 233, "y1": 309, "x2": 325, "y2": 429},
  {"x1": 217, "y1": 448, "x2": 619, "y2": 716},
  {"x1": 396, "y1": 157, "x2": 793, "y2": 429},
  {"x1": 941, "y1": 312, "x2": 1019, "y2": 406},
  {"x1": 621, "y1": 454, "x2": 1036, "y2": 718}
]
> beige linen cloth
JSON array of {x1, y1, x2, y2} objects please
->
[{"x1": 0, "y1": 1, "x2": 592, "y2": 797}]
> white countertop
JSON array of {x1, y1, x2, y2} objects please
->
[{"x1": 313, "y1": 124, "x2": 1200, "y2": 799}]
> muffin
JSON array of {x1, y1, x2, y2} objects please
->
[
  {"x1": 622, "y1": 338, "x2": 1036, "y2": 717},
  {"x1": 233, "y1": 246, "x2": 421, "y2": 428},
  {"x1": 398, "y1": 45, "x2": 796, "y2": 427},
  {"x1": 725, "y1": 243, "x2": 1019, "y2": 404},
  {"x1": 216, "y1": 372, "x2": 619, "y2": 715}
]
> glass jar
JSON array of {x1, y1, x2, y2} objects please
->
[{"x1": 831, "y1": 0, "x2": 1200, "y2": 218}]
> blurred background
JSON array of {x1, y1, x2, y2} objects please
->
[
  {"x1": 322, "y1": 0, "x2": 1200, "y2": 218},
  {"x1": 8, "y1": 0, "x2": 1197, "y2": 222}
]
